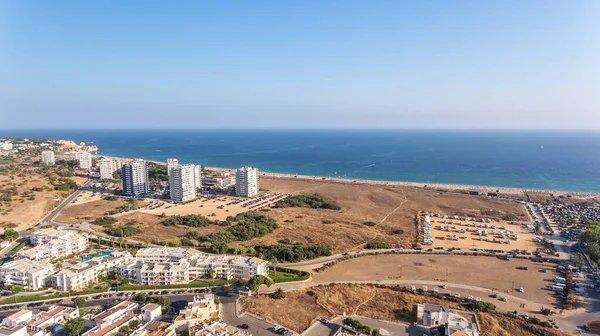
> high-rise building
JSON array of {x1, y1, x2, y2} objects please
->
[
  {"x1": 235, "y1": 167, "x2": 259, "y2": 197},
  {"x1": 41, "y1": 150, "x2": 55, "y2": 165},
  {"x1": 122, "y1": 159, "x2": 148, "y2": 196},
  {"x1": 194, "y1": 165, "x2": 202, "y2": 190},
  {"x1": 76, "y1": 151, "x2": 93, "y2": 169},
  {"x1": 169, "y1": 164, "x2": 196, "y2": 202},
  {"x1": 166, "y1": 158, "x2": 179, "y2": 176},
  {"x1": 99, "y1": 158, "x2": 114, "y2": 180}
]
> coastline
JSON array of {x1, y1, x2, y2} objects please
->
[{"x1": 95, "y1": 154, "x2": 600, "y2": 197}]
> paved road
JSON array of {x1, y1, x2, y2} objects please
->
[
  {"x1": 219, "y1": 294, "x2": 289, "y2": 336},
  {"x1": 302, "y1": 316, "x2": 407, "y2": 336}
]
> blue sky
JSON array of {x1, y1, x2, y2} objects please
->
[{"x1": 1, "y1": 1, "x2": 599, "y2": 129}]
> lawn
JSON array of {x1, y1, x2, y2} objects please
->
[{"x1": 270, "y1": 267, "x2": 310, "y2": 283}]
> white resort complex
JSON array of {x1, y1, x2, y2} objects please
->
[{"x1": 18, "y1": 227, "x2": 89, "y2": 262}]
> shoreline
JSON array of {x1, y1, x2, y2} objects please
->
[{"x1": 94, "y1": 154, "x2": 600, "y2": 197}]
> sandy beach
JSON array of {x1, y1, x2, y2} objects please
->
[{"x1": 95, "y1": 154, "x2": 599, "y2": 198}]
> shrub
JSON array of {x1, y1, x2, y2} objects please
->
[
  {"x1": 391, "y1": 229, "x2": 405, "y2": 235},
  {"x1": 271, "y1": 288, "x2": 286, "y2": 299},
  {"x1": 94, "y1": 216, "x2": 117, "y2": 226},
  {"x1": 163, "y1": 214, "x2": 212, "y2": 227},
  {"x1": 363, "y1": 221, "x2": 377, "y2": 226},
  {"x1": 321, "y1": 219, "x2": 333, "y2": 224},
  {"x1": 274, "y1": 194, "x2": 341, "y2": 210},
  {"x1": 365, "y1": 242, "x2": 390, "y2": 249}
]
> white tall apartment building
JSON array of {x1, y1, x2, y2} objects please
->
[
  {"x1": 0, "y1": 259, "x2": 55, "y2": 290},
  {"x1": 169, "y1": 164, "x2": 197, "y2": 202},
  {"x1": 22, "y1": 228, "x2": 89, "y2": 262},
  {"x1": 41, "y1": 150, "x2": 55, "y2": 165},
  {"x1": 166, "y1": 158, "x2": 179, "y2": 177},
  {"x1": 50, "y1": 252, "x2": 132, "y2": 291},
  {"x1": 119, "y1": 260, "x2": 190, "y2": 286},
  {"x1": 122, "y1": 159, "x2": 148, "y2": 196},
  {"x1": 194, "y1": 165, "x2": 202, "y2": 190},
  {"x1": 76, "y1": 150, "x2": 93, "y2": 169},
  {"x1": 99, "y1": 158, "x2": 114, "y2": 180},
  {"x1": 235, "y1": 167, "x2": 259, "y2": 197}
]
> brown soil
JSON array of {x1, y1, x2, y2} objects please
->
[
  {"x1": 241, "y1": 283, "x2": 460, "y2": 332},
  {"x1": 241, "y1": 283, "x2": 567, "y2": 336},
  {"x1": 0, "y1": 169, "x2": 63, "y2": 230},
  {"x1": 54, "y1": 198, "x2": 130, "y2": 224},
  {"x1": 310, "y1": 254, "x2": 558, "y2": 305},
  {"x1": 237, "y1": 177, "x2": 529, "y2": 252},
  {"x1": 102, "y1": 212, "x2": 228, "y2": 244}
]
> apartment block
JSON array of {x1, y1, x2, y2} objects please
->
[
  {"x1": 141, "y1": 303, "x2": 162, "y2": 322},
  {"x1": 173, "y1": 295, "x2": 218, "y2": 330},
  {"x1": 83, "y1": 301, "x2": 140, "y2": 336},
  {"x1": 235, "y1": 167, "x2": 259, "y2": 197},
  {"x1": 27, "y1": 305, "x2": 79, "y2": 334},
  {"x1": 41, "y1": 150, "x2": 55, "y2": 165},
  {"x1": 132, "y1": 321, "x2": 175, "y2": 336},
  {"x1": 169, "y1": 164, "x2": 197, "y2": 202},
  {"x1": 119, "y1": 260, "x2": 190, "y2": 286},
  {"x1": 166, "y1": 159, "x2": 179, "y2": 177},
  {"x1": 122, "y1": 159, "x2": 149, "y2": 196},
  {"x1": 23, "y1": 228, "x2": 88, "y2": 262},
  {"x1": 76, "y1": 151, "x2": 93, "y2": 169},
  {"x1": 99, "y1": 158, "x2": 114, "y2": 180},
  {"x1": 50, "y1": 252, "x2": 132, "y2": 291},
  {"x1": 189, "y1": 322, "x2": 250, "y2": 336},
  {"x1": 2, "y1": 310, "x2": 32, "y2": 327},
  {"x1": 0, "y1": 259, "x2": 55, "y2": 290},
  {"x1": 194, "y1": 165, "x2": 202, "y2": 191},
  {"x1": 126, "y1": 248, "x2": 268, "y2": 284}
]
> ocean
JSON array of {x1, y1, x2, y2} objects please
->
[{"x1": 2, "y1": 129, "x2": 600, "y2": 193}]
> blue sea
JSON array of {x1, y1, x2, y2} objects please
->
[{"x1": 2, "y1": 129, "x2": 600, "y2": 193}]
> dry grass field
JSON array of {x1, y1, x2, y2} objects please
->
[
  {"x1": 90, "y1": 212, "x2": 229, "y2": 244},
  {"x1": 241, "y1": 283, "x2": 567, "y2": 336},
  {"x1": 54, "y1": 197, "x2": 131, "y2": 224},
  {"x1": 140, "y1": 197, "x2": 247, "y2": 221},
  {"x1": 235, "y1": 177, "x2": 530, "y2": 252},
  {"x1": 0, "y1": 168, "x2": 83, "y2": 230},
  {"x1": 309, "y1": 254, "x2": 558, "y2": 305}
]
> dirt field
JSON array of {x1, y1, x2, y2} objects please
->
[
  {"x1": 235, "y1": 177, "x2": 529, "y2": 252},
  {"x1": 140, "y1": 197, "x2": 246, "y2": 221},
  {"x1": 0, "y1": 170, "x2": 62, "y2": 230},
  {"x1": 91, "y1": 212, "x2": 229, "y2": 244},
  {"x1": 54, "y1": 197, "x2": 131, "y2": 224},
  {"x1": 428, "y1": 216, "x2": 541, "y2": 252},
  {"x1": 309, "y1": 254, "x2": 558, "y2": 306},
  {"x1": 241, "y1": 283, "x2": 567, "y2": 336}
]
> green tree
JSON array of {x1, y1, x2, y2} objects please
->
[
  {"x1": 271, "y1": 288, "x2": 286, "y2": 299},
  {"x1": 64, "y1": 317, "x2": 86, "y2": 336},
  {"x1": 3, "y1": 229, "x2": 18, "y2": 242},
  {"x1": 73, "y1": 297, "x2": 85, "y2": 308},
  {"x1": 118, "y1": 326, "x2": 132, "y2": 335},
  {"x1": 130, "y1": 320, "x2": 141, "y2": 330}
]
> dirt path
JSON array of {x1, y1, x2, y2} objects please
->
[
  {"x1": 353, "y1": 288, "x2": 377, "y2": 315},
  {"x1": 379, "y1": 190, "x2": 407, "y2": 224}
]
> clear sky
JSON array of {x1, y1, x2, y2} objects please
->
[{"x1": 1, "y1": 1, "x2": 599, "y2": 129}]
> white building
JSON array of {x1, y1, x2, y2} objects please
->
[
  {"x1": 141, "y1": 303, "x2": 162, "y2": 322},
  {"x1": 166, "y1": 158, "x2": 179, "y2": 177},
  {"x1": 122, "y1": 159, "x2": 149, "y2": 196},
  {"x1": 2, "y1": 310, "x2": 32, "y2": 327},
  {"x1": 76, "y1": 151, "x2": 93, "y2": 169},
  {"x1": 27, "y1": 305, "x2": 79, "y2": 334},
  {"x1": 194, "y1": 165, "x2": 202, "y2": 190},
  {"x1": 121, "y1": 248, "x2": 269, "y2": 285},
  {"x1": 0, "y1": 142, "x2": 13, "y2": 151},
  {"x1": 99, "y1": 158, "x2": 114, "y2": 180},
  {"x1": 169, "y1": 164, "x2": 197, "y2": 202},
  {"x1": 50, "y1": 252, "x2": 132, "y2": 291},
  {"x1": 0, "y1": 259, "x2": 55, "y2": 290},
  {"x1": 22, "y1": 228, "x2": 88, "y2": 262},
  {"x1": 83, "y1": 301, "x2": 139, "y2": 336},
  {"x1": 235, "y1": 167, "x2": 259, "y2": 197},
  {"x1": 41, "y1": 150, "x2": 55, "y2": 165},
  {"x1": 0, "y1": 326, "x2": 26, "y2": 336},
  {"x1": 173, "y1": 294, "x2": 218, "y2": 330},
  {"x1": 119, "y1": 260, "x2": 190, "y2": 286}
]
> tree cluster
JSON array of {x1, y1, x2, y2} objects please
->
[
  {"x1": 274, "y1": 194, "x2": 341, "y2": 210},
  {"x1": 246, "y1": 275, "x2": 273, "y2": 291},
  {"x1": 365, "y1": 241, "x2": 391, "y2": 249},
  {"x1": 148, "y1": 164, "x2": 168, "y2": 182},
  {"x1": 342, "y1": 317, "x2": 371, "y2": 334},
  {"x1": 582, "y1": 220, "x2": 600, "y2": 266},
  {"x1": 163, "y1": 214, "x2": 212, "y2": 227},
  {"x1": 252, "y1": 243, "x2": 331, "y2": 262},
  {"x1": 204, "y1": 212, "x2": 278, "y2": 253}
]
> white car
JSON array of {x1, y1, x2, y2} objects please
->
[
  {"x1": 500, "y1": 297, "x2": 508, "y2": 302},
  {"x1": 441, "y1": 284, "x2": 447, "y2": 289}
]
